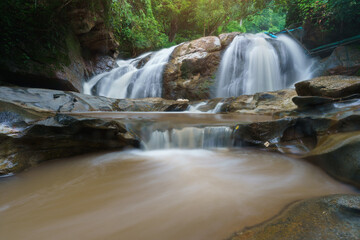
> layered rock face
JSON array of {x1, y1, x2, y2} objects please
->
[
  {"x1": 0, "y1": 0, "x2": 118, "y2": 93},
  {"x1": 163, "y1": 33, "x2": 240, "y2": 100}
]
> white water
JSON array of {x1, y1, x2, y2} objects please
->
[
  {"x1": 84, "y1": 46, "x2": 177, "y2": 99},
  {"x1": 187, "y1": 101, "x2": 224, "y2": 113},
  {"x1": 142, "y1": 126, "x2": 233, "y2": 150},
  {"x1": 216, "y1": 33, "x2": 316, "y2": 97}
]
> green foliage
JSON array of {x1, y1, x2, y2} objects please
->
[
  {"x1": 285, "y1": 0, "x2": 360, "y2": 34},
  {"x1": 110, "y1": 0, "x2": 278, "y2": 55},
  {"x1": 0, "y1": 0, "x2": 112, "y2": 70},
  {"x1": 110, "y1": 0, "x2": 169, "y2": 56},
  {"x1": 0, "y1": 0, "x2": 69, "y2": 67},
  {"x1": 241, "y1": 5, "x2": 286, "y2": 33}
]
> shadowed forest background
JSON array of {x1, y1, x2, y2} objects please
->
[{"x1": 1, "y1": 0, "x2": 359, "y2": 59}]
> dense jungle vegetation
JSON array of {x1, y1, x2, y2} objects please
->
[{"x1": 0, "y1": 0, "x2": 359, "y2": 59}]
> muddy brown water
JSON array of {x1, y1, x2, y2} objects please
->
[{"x1": 0, "y1": 148, "x2": 355, "y2": 240}]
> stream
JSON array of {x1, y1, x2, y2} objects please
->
[{"x1": 0, "y1": 112, "x2": 356, "y2": 240}]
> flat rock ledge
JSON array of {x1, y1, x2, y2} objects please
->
[
  {"x1": 295, "y1": 75, "x2": 360, "y2": 98},
  {"x1": 0, "y1": 86, "x2": 189, "y2": 113},
  {"x1": 0, "y1": 110, "x2": 139, "y2": 175}
]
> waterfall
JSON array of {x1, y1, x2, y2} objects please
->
[
  {"x1": 216, "y1": 33, "x2": 316, "y2": 97},
  {"x1": 83, "y1": 46, "x2": 177, "y2": 99},
  {"x1": 142, "y1": 126, "x2": 234, "y2": 150}
]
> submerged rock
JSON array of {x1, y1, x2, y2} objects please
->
[
  {"x1": 295, "y1": 75, "x2": 360, "y2": 98},
  {"x1": 229, "y1": 194, "x2": 360, "y2": 240}
]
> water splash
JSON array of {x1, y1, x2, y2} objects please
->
[
  {"x1": 216, "y1": 33, "x2": 316, "y2": 97},
  {"x1": 84, "y1": 46, "x2": 177, "y2": 99}
]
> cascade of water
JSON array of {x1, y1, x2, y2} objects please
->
[
  {"x1": 186, "y1": 101, "x2": 223, "y2": 113},
  {"x1": 216, "y1": 33, "x2": 316, "y2": 97},
  {"x1": 83, "y1": 46, "x2": 177, "y2": 99},
  {"x1": 142, "y1": 126, "x2": 234, "y2": 150},
  {"x1": 187, "y1": 102, "x2": 208, "y2": 112}
]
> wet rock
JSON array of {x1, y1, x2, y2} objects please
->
[
  {"x1": 229, "y1": 194, "x2": 360, "y2": 240},
  {"x1": 292, "y1": 94, "x2": 360, "y2": 109},
  {"x1": 221, "y1": 89, "x2": 298, "y2": 115},
  {"x1": 116, "y1": 98, "x2": 189, "y2": 112},
  {"x1": 85, "y1": 55, "x2": 118, "y2": 78},
  {"x1": 0, "y1": 86, "x2": 189, "y2": 113},
  {"x1": 304, "y1": 131, "x2": 360, "y2": 188},
  {"x1": 163, "y1": 36, "x2": 222, "y2": 100},
  {"x1": 295, "y1": 75, "x2": 360, "y2": 98}
]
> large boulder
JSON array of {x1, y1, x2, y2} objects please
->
[
  {"x1": 219, "y1": 32, "x2": 241, "y2": 48},
  {"x1": 229, "y1": 194, "x2": 360, "y2": 240},
  {"x1": 295, "y1": 75, "x2": 360, "y2": 98},
  {"x1": 163, "y1": 36, "x2": 222, "y2": 100},
  {"x1": 321, "y1": 44, "x2": 360, "y2": 76}
]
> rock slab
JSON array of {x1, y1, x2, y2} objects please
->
[{"x1": 295, "y1": 75, "x2": 360, "y2": 98}]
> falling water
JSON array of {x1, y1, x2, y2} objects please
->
[
  {"x1": 216, "y1": 33, "x2": 316, "y2": 97},
  {"x1": 187, "y1": 101, "x2": 224, "y2": 113},
  {"x1": 83, "y1": 46, "x2": 177, "y2": 99},
  {"x1": 142, "y1": 126, "x2": 234, "y2": 150}
]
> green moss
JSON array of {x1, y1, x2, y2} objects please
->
[{"x1": 355, "y1": 69, "x2": 360, "y2": 76}]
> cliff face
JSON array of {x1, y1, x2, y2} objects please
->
[{"x1": 0, "y1": 0, "x2": 118, "y2": 93}]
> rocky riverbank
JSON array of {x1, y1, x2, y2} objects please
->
[{"x1": 1, "y1": 75, "x2": 360, "y2": 187}]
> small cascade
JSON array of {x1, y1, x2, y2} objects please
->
[
  {"x1": 186, "y1": 101, "x2": 224, "y2": 113},
  {"x1": 216, "y1": 33, "x2": 316, "y2": 97},
  {"x1": 142, "y1": 126, "x2": 234, "y2": 150},
  {"x1": 209, "y1": 102, "x2": 224, "y2": 113},
  {"x1": 187, "y1": 102, "x2": 208, "y2": 112},
  {"x1": 83, "y1": 46, "x2": 177, "y2": 99}
]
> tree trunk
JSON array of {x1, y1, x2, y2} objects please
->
[{"x1": 168, "y1": 18, "x2": 178, "y2": 42}]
